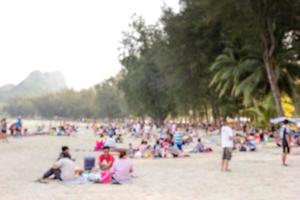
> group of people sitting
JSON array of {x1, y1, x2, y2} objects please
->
[
  {"x1": 128, "y1": 129, "x2": 212, "y2": 159},
  {"x1": 37, "y1": 146, "x2": 133, "y2": 185},
  {"x1": 94, "y1": 127, "x2": 124, "y2": 151},
  {"x1": 48, "y1": 124, "x2": 78, "y2": 136}
]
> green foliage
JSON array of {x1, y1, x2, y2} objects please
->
[
  {"x1": 95, "y1": 78, "x2": 127, "y2": 119},
  {"x1": 119, "y1": 18, "x2": 175, "y2": 122},
  {"x1": 3, "y1": 0, "x2": 300, "y2": 125},
  {"x1": 245, "y1": 96, "x2": 276, "y2": 129},
  {"x1": 3, "y1": 78, "x2": 127, "y2": 119}
]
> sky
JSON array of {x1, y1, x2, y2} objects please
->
[{"x1": 0, "y1": 0, "x2": 179, "y2": 90}]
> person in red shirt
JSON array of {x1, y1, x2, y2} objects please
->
[{"x1": 98, "y1": 146, "x2": 115, "y2": 170}]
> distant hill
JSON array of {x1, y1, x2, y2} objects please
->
[
  {"x1": 0, "y1": 84, "x2": 16, "y2": 93},
  {"x1": 0, "y1": 70, "x2": 67, "y2": 100}
]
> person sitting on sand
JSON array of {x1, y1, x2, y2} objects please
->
[
  {"x1": 169, "y1": 141, "x2": 181, "y2": 158},
  {"x1": 104, "y1": 135, "x2": 116, "y2": 149},
  {"x1": 128, "y1": 143, "x2": 135, "y2": 159},
  {"x1": 110, "y1": 150, "x2": 133, "y2": 184},
  {"x1": 95, "y1": 133, "x2": 106, "y2": 151},
  {"x1": 162, "y1": 139, "x2": 170, "y2": 157},
  {"x1": 37, "y1": 146, "x2": 73, "y2": 182},
  {"x1": 115, "y1": 133, "x2": 123, "y2": 143},
  {"x1": 174, "y1": 129, "x2": 183, "y2": 151},
  {"x1": 52, "y1": 152, "x2": 82, "y2": 181},
  {"x1": 135, "y1": 140, "x2": 147, "y2": 158},
  {"x1": 191, "y1": 138, "x2": 205, "y2": 153},
  {"x1": 98, "y1": 146, "x2": 115, "y2": 170},
  {"x1": 153, "y1": 139, "x2": 163, "y2": 158},
  {"x1": 38, "y1": 146, "x2": 72, "y2": 180}
]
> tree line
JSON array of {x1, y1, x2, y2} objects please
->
[
  {"x1": 3, "y1": 0, "x2": 300, "y2": 128},
  {"x1": 3, "y1": 77, "x2": 127, "y2": 119},
  {"x1": 118, "y1": 0, "x2": 300, "y2": 127}
]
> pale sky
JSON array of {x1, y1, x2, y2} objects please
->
[{"x1": 0, "y1": 0, "x2": 179, "y2": 90}]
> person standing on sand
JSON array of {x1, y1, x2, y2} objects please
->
[
  {"x1": 280, "y1": 120, "x2": 291, "y2": 167},
  {"x1": 221, "y1": 121, "x2": 234, "y2": 172},
  {"x1": 0, "y1": 118, "x2": 8, "y2": 143},
  {"x1": 14, "y1": 117, "x2": 22, "y2": 137}
]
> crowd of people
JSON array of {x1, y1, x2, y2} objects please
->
[
  {"x1": 48, "y1": 123, "x2": 78, "y2": 136},
  {"x1": 1, "y1": 117, "x2": 297, "y2": 184},
  {"x1": 92, "y1": 121, "x2": 213, "y2": 159},
  {"x1": 0, "y1": 117, "x2": 27, "y2": 142}
]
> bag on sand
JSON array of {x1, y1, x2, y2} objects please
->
[
  {"x1": 84, "y1": 157, "x2": 95, "y2": 171},
  {"x1": 101, "y1": 170, "x2": 112, "y2": 184}
]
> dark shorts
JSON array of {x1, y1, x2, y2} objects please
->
[
  {"x1": 1, "y1": 130, "x2": 6, "y2": 134},
  {"x1": 222, "y1": 148, "x2": 232, "y2": 160},
  {"x1": 176, "y1": 143, "x2": 183, "y2": 151},
  {"x1": 282, "y1": 145, "x2": 290, "y2": 154}
]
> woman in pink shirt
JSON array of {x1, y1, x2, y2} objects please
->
[{"x1": 110, "y1": 150, "x2": 133, "y2": 184}]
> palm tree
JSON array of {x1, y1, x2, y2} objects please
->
[
  {"x1": 210, "y1": 45, "x2": 300, "y2": 115},
  {"x1": 210, "y1": 47, "x2": 267, "y2": 106}
]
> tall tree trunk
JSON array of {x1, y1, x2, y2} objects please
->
[
  {"x1": 260, "y1": 18, "x2": 284, "y2": 117},
  {"x1": 210, "y1": 99, "x2": 219, "y2": 126}
]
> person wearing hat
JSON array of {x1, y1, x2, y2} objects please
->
[{"x1": 280, "y1": 120, "x2": 291, "y2": 166}]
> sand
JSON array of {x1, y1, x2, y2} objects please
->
[{"x1": 0, "y1": 125, "x2": 299, "y2": 200}]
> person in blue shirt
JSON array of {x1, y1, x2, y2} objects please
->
[
  {"x1": 174, "y1": 129, "x2": 183, "y2": 151},
  {"x1": 15, "y1": 118, "x2": 22, "y2": 136}
]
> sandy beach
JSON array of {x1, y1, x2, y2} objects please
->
[{"x1": 0, "y1": 126, "x2": 299, "y2": 200}]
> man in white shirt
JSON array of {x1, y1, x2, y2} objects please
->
[
  {"x1": 221, "y1": 122, "x2": 234, "y2": 172},
  {"x1": 280, "y1": 120, "x2": 291, "y2": 166}
]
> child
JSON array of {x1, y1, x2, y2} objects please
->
[
  {"x1": 169, "y1": 141, "x2": 181, "y2": 158},
  {"x1": 128, "y1": 143, "x2": 135, "y2": 159},
  {"x1": 153, "y1": 140, "x2": 163, "y2": 158},
  {"x1": 95, "y1": 134, "x2": 106, "y2": 151},
  {"x1": 191, "y1": 138, "x2": 205, "y2": 153},
  {"x1": 115, "y1": 133, "x2": 123, "y2": 143}
]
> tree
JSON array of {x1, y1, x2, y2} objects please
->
[
  {"x1": 94, "y1": 78, "x2": 127, "y2": 119},
  {"x1": 119, "y1": 18, "x2": 175, "y2": 125}
]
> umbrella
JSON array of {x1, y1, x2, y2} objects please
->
[{"x1": 270, "y1": 117, "x2": 300, "y2": 124}]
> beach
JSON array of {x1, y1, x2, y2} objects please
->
[{"x1": 0, "y1": 126, "x2": 299, "y2": 200}]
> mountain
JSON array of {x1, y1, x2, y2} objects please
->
[
  {"x1": 0, "y1": 70, "x2": 67, "y2": 100},
  {"x1": 0, "y1": 84, "x2": 16, "y2": 93}
]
